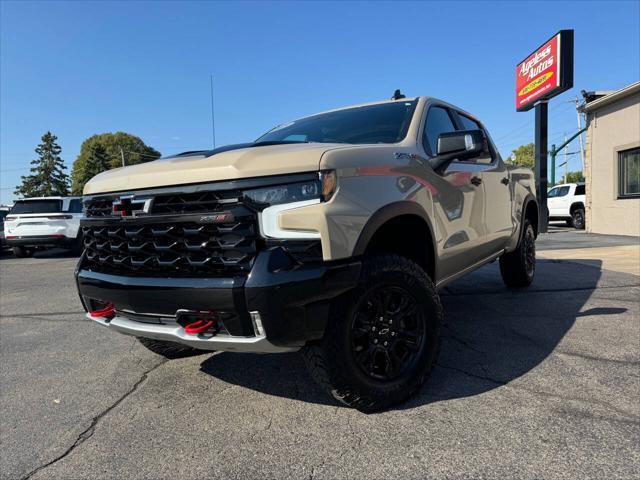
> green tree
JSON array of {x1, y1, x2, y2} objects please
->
[
  {"x1": 564, "y1": 171, "x2": 584, "y2": 183},
  {"x1": 71, "y1": 132, "x2": 161, "y2": 194},
  {"x1": 84, "y1": 143, "x2": 111, "y2": 181},
  {"x1": 505, "y1": 143, "x2": 535, "y2": 169},
  {"x1": 14, "y1": 131, "x2": 69, "y2": 197}
]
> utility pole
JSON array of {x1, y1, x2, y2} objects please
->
[
  {"x1": 574, "y1": 97, "x2": 585, "y2": 172},
  {"x1": 120, "y1": 147, "x2": 125, "y2": 167},
  {"x1": 550, "y1": 127, "x2": 586, "y2": 185},
  {"x1": 563, "y1": 134, "x2": 569, "y2": 183},
  {"x1": 210, "y1": 75, "x2": 216, "y2": 149}
]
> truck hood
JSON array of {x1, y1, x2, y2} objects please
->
[{"x1": 83, "y1": 142, "x2": 346, "y2": 195}]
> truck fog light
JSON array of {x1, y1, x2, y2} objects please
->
[{"x1": 250, "y1": 311, "x2": 265, "y2": 336}]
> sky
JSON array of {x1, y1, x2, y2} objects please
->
[{"x1": 1, "y1": 0, "x2": 639, "y2": 204}]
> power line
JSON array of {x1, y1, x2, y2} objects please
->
[
  {"x1": 493, "y1": 101, "x2": 574, "y2": 142},
  {"x1": 0, "y1": 166, "x2": 31, "y2": 173}
]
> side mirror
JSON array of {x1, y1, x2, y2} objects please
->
[{"x1": 429, "y1": 129, "x2": 485, "y2": 172}]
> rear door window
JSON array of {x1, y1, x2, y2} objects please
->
[
  {"x1": 574, "y1": 185, "x2": 585, "y2": 195},
  {"x1": 11, "y1": 200, "x2": 62, "y2": 214}
]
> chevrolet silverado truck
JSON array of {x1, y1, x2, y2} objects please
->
[{"x1": 76, "y1": 96, "x2": 538, "y2": 411}]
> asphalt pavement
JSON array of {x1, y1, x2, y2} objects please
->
[{"x1": 1, "y1": 232, "x2": 638, "y2": 479}]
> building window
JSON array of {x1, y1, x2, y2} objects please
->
[{"x1": 619, "y1": 148, "x2": 640, "y2": 198}]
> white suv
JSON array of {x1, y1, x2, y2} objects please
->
[
  {"x1": 548, "y1": 183, "x2": 586, "y2": 229},
  {"x1": 4, "y1": 197, "x2": 83, "y2": 257}
]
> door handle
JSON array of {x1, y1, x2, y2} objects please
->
[
  {"x1": 470, "y1": 176, "x2": 482, "y2": 186},
  {"x1": 501, "y1": 177, "x2": 510, "y2": 185}
]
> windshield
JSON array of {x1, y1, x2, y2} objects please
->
[
  {"x1": 11, "y1": 200, "x2": 62, "y2": 214},
  {"x1": 257, "y1": 100, "x2": 418, "y2": 145}
]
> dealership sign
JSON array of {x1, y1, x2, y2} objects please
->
[{"x1": 516, "y1": 30, "x2": 574, "y2": 111}]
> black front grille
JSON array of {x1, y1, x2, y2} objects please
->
[
  {"x1": 151, "y1": 191, "x2": 242, "y2": 215},
  {"x1": 83, "y1": 190, "x2": 244, "y2": 218},
  {"x1": 85, "y1": 198, "x2": 113, "y2": 217},
  {"x1": 82, "y1": 178, "x2": 323, "y2": 277},
  {"x1": 82, "y1": 217, "x2": 258, "y2": 277}
]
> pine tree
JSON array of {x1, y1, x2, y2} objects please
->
[
  {"x1": 84, "y1": 143, "x2": 111, "y2": 181},
  {"x1": 14, "y1": 131, "x2": 70, "y2": 197}
]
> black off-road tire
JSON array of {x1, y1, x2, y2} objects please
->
[
  {"x1": 12, "y1": 246, "x2": 33, "y2": 258},
  {"x1": 301, "y1": 255, "x2": 442, "y2": 413},
  {"x1": 499, "y1": 219, "x2": 536, "y2": 288},
  {"x1": 137, "y1": 337, "x2": 207, "y2": 359},
  {"x1": 570, "y1": 208, "x2": 585, "y2": 230}
]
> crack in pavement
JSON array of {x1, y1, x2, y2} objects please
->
[
  {"x1": 440, "y1": 283, "x2": 640, "y2": 297},
  {"x1": 0, "y1": 311, "x2": 84, "y2": 318},
  {"x1": 435, "y1": 362, "x2": 639, "y2": 421},
  {"x1": 555, "y1": 350, "x2": 640, "y2": 366},
  {"x1": 436, "y1": 362, "x2": 505, "y2": 386},
  {"x1": 0, "y1": 315, "x2": 86, "y2": 323},
  {"x1": 19, "y1": 358, "x2": 169, "y2": 480}
]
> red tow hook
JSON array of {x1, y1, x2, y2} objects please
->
[
  {"x1": 184, "y1": 319, "x2": 216, "y2": 334},
  {"x1": 90, "y1": 302, "x2": 115, "y2": 319}
]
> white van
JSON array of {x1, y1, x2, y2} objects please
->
[{"x1": 4, "y1": 197, "x2": 83, "y2": 257}]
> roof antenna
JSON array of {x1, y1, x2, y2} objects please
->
[{"x1": 392, "y1": 89, "x2": 406, "y2": 100}]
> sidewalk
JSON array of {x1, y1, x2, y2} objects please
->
[{"x1": 537, "y1": 229, "x2": 640, "y2": 276}]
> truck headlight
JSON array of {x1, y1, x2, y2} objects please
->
[
  {"x1": 245, "y1": 171, "x2": 337, "y2": 240},
  {"x1": 243, "y1": 170, "x2": 336, "y2": 207}
]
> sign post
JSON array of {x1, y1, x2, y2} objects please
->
[
  {"x1": 534, "y1": 102, "x2": 549, "y2": 231},
  {"x1": 516, "y1": 30, "x2": 574, "y2": 233}
]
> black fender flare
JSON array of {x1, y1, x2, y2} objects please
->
[
  {"x1": 352, "y1": 201, "x2": 437, "y2": 279},
  {"x1": 570, "y1": 202, "x2": 585, "y2": 213},
  {"x1": 521, "y1": 194, "x2": 539, "y2": 240}
]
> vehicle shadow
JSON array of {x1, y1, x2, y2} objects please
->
[
  {"x1": 0, "y1": 247, "x2": 79, "y2": 260},
  {"x1": 199, "y1": 258, "x2": 611, "y2": 410}
]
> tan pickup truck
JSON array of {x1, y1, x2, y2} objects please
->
[{"x1": 76, "y1": 95, "x2": 538, "y2": 411}]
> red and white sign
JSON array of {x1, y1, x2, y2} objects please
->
[{"x1": 516, "y1": 33, "x2": 562, "y2": 111}]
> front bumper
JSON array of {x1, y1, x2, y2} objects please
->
[{"x1": 76, "y1": 247, "x2": 360, "y2": 353}]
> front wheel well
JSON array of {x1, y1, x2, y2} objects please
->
[
  {"x1": 524, "y1": 200, "x2": 539, "y2": 237},
  {"x1": 570, "y1": 202, "x2": 585, "y2": 214},
  {"x1": 363, "y1": 214, "x2": 435, "y2": 280}
]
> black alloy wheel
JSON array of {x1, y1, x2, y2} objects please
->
[
  {"x1": 572, "y1": 209, "x2": 585, "y2": 230},
  {"x1": 350, "y1": 285, "x2": 426, "y2": 381}
]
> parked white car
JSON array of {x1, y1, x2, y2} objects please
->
[
  {"x1": 548, "y1": 183, "x2": 586, "y2": 229},
  {"x1": 0, "y1": 206, "x2": 10, "y2": 253},
  {"x1": 4, "y1": 197, "x2": 84, "y2": 257}
]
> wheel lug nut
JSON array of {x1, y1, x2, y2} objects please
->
[
  {"x1": 373, "y1": 339, "x2": 378, "y2": 344},
  {"x1": 383, "y1": 341, "x2": 388, "y2": 346},
  {"x1": 391, "y1": 332, "x2": 396, "y2": 336},
  {"x1": 372, "y1": 326, "x2": 376, "y2": 331}
]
